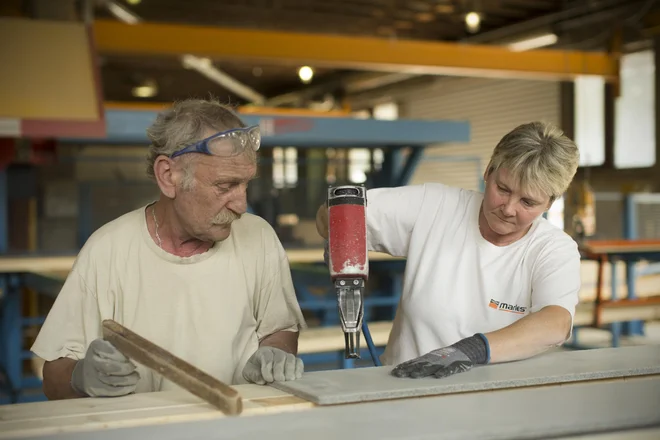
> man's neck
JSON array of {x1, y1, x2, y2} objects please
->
[{"x1": 147, "y1": 200, "x2": 214, "y2": 257}]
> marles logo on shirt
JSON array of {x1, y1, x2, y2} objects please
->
[{"x1": 489, "y1": 299, "x2": 527, "y2": 314}]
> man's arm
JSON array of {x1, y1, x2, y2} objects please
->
[
  {"x1": 260, "y1": 330, "x2": 299, "y2": 355},
  {"x1": 484, "y1": 305, "x2": 572, "y2": 363},
  {"x1": 42, "y1": 358, "x2": 84, "y2": 400}
]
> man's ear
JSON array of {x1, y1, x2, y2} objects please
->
[{"x1": 153, "y1": 156, "x2": 178, "y2": 199}]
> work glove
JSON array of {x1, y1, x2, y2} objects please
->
[
  {"x1": 242, "y1": 346, "x2": 304, "y2": 385},
  {"x1": 391, "y1": 333, "x2": 490, "y2": 379},
  {"x1": 71, "y1": 338, "x2": 140, "y2": 397}
]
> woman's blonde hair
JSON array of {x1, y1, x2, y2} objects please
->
[{"x1": 485, "y1": 121, "x2": 580, "y2": 202}]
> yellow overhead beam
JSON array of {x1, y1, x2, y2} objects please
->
[
  {"x1": 92, "y1": 19, "x2": 618, "y2": 82},
  {"x1": 103, "y1": 101, "x2": 350, "y2": 116}
]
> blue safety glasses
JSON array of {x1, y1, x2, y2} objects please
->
[{"x1": 170, "y1": 125, "x2": 261, "y2": 159}]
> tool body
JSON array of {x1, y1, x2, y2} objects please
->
[{"x1": 327, "y1": 185, "x2": 369, "y2": 359}]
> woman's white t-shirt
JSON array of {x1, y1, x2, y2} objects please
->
[{"x1": 365, "y1": 183, "x2": 581, "y2": 366}]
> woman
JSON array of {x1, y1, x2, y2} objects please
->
[{"x1": 317, "y1": 121, "x2": 581, "y2": 379}]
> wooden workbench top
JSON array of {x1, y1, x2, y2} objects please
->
[
  {"x1": 3, "y1": 346, "x2": 660, "y2": 439},
  {"x1": 0, "y1": 384, "x2": 312, "y2": 439}
]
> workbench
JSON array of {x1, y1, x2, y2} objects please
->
[
  {"x1": 0, "y1": 250, "x2": 401, "y2": 404},
  {"x1": 1, "y1": 345, "x2": 659, "y2": 440},
  {"x1": 577, "y1": 239, "x2": 660, "y2": 348},
  {"x1": 3, "y1": 250, "x2": 660, "y2": 404}
]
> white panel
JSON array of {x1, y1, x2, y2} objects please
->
[
  {"x1": 0, "y1": 118, "x2": 20, "y2": 136},
  {"x1": 387, "y1": 77, "x2": 560, "y2": 191},
  {"x1": 615, "y1": 50, "x2": 656, "y2": 169},
  {"x1": 574, "y1": 75, "x2": 606, "y2": 166}
]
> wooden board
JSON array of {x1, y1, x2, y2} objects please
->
[
  {"x1": 0, "y1": 249, "x2": 396, "y2": 274},
  {"x1": 271, "y1": 345, "x2": 660, "y2": 405},
  {"x1": 582, "y1": 239, "x2": 660, "y2": 255},
  {"x1": 0, "y1": 18, "x2": 99, "y2": 121},
  {"x1": 0, "y1": 385, "x2": 312, "y2": 439}
]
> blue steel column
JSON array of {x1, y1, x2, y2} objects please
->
[
  {"x1": 0, "y1": 169, "x2": 22, "y2": 402},
  {"x1": 0, "y1": 169, "x2": 8, "y2": 401},
  {"x1": 77, "y1": 183, "x2": 93, "y2": 247},
  {"x1": 622, "y1": 194, "x2": 643, "y2": 336},
  {"x1": 395, "y1": 147, "x2": 424, "y2": 187}
]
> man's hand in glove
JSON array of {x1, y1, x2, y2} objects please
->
[
  {"x1": 71, "y1": 339, "x2": 140, "y2": 397},
  {"x1": 391, "y1": 333, "x2": 490, "y2": 379},
  {"x1": 243, "y1": 346, "x2": 304, "y2": 385}
]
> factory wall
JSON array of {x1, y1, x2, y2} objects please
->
[
  {"x1": 351, "y1": 75, "x2": 660, "y2": 241},
  {"x1": 352, "y1": 76, "x2": 560, "y2": 192},
  {"x1": 38, "y1": 145, "x2": 158, "y2": 252}
]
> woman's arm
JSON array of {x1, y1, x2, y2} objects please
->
[{"x1": 485, "y1": 305, "x2": 572, "y2": 363}]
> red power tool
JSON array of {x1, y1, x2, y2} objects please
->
[{"x1": 327, "y1": 185, "x2": 369, "y2": 359}]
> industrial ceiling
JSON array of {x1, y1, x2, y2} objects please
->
[{"x1": 18, "y1": 0, "x2": 660, "y2": 108}]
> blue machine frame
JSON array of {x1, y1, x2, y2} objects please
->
[{"x1": 0, "y1": 108, "x2": 470, "y2": 403}]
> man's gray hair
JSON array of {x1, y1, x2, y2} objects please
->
[
  {"x1": 145, "y1": 99, "x2": 255, "y2": 182},
  {"x1": 486, "y1": 121, "x2": 580, "y2": 202}
]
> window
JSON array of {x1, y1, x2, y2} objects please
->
[
  {"x1": 373, "y1": 102, "x2": 398, "y2": 120},
  {"x1": 614, "y1": 50, "x2": 656, "y2": 168},
  {"x1": 272, "y1": 147, "x2": 298, "y2": 188},
  {"x1": 574, "y1": 75, "x2": 605, "y2": 166},
  {"x1": 348, "y1": 149, "x2": 370, "y2": 183},
  {"x1": 546, "y1": 196, "x2": 565, "y2": 231}
]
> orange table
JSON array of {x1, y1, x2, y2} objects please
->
[{"x1": 580, "y1": 239, "x2": 660, "y2": 332}]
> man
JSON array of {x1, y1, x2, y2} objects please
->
[
  {"x1": 317, "y1": 121, "x2": 581, "y2": 379},
  {"x1": 32, "y1": 99, "x2": 306, "y2": 399}
]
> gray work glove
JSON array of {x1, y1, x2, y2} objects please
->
[
  {"x1": 391, "y1": 334, "x2": 490, "y2": 379},
  {"x1": 242, "y1": 346, "x2": 304, "y2": 385},
  {"x1": 71, "y1": 338, "x2": 140, "y2": 397}
]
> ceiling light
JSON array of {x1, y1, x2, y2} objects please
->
[
  {"x1": 298, "y1": 66, "x2": 314, "y2": 84},
  {"x1": 507, "y1": 33, "x2": 558, "y2": 52},
  {"x1": 125, "y1": 0, "x2": 142, "y2": 5},
  {"x1": 107, "y1": 1, "x2": 141, "y2": 24},
  {"x1": 465, "y1": 11, "x2": 481, "y2": 33},
  {"x1": 132, "y1": 79, "x2": 158, "y2": 98}
]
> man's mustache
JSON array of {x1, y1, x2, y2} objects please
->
[{"x1": 212, "y1": 210, "x2": 240, "y2": 225}]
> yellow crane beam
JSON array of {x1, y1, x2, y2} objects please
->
[{"x1": 92, "y1": 19, "x2": 618, "y2": 82}]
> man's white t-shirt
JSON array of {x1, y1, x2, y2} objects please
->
[
  {"x1": 31, "y1": 204, "x2": 306, "y2": 392},
  {"x1": 366, "y1": 183, "x2": 581, "y2": 366}
]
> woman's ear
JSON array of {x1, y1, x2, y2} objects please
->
[
  {"x1": 153, "y1": 156, "x2": 178, "y2": 199},
  {"x1": 483, "y1": 163, "x2": 493, "y2": 183}
]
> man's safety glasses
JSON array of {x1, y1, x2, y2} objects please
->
[{"x1": 170, "y1": 125, "x2": 261, "y2": 159}]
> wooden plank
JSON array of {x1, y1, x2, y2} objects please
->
[
  {"x1": 0, "y1": 249, "x2": 397, "y2": 273},
  {"x1": 0, "y1": 18, "x2": 99, "y2": 121},
  {"x1": 102, "y1": 320, "x2": 242, "y2": 416},
  {"x1": 582, "y1": 239, "x2": 660, "y2": 254},
  {"x1": 0, "y1": 256, "x2": 76, "y2": 273},
  {"x1": 271, "y1": 345, "x2": 660, "y2": 405},
  {"x1": 0, "y1": 386, "x2": 313, "y2": 439}
]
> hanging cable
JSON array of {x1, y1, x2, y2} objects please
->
[{"x1": 362, "y1": 321, "x2": 382, "y2": 367}]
